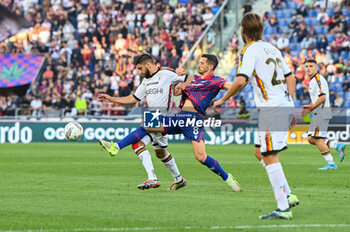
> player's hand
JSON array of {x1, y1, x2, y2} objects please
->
[
  {"x1": 302, "y1": 104, "x2": 310, "y2": 116},
  {"x1": 174, "y1": 83, "x2": 184, "y2": 96},
  {"x1": 98, "y1": 93, "x2": 112, "y2": 102},
  {"x1": 289, "y1": 115, "x2": 296, "y2": 129},
  {"x1": 175, "y1": 68, "x2": 185, "y2": 76},
  {"x1": 213, "y1": 99, "x2": 225, "y2": 113}
]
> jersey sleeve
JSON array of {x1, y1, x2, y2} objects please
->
[
  {"x1": 217, "y1": 76, "x2": 227, "y2": 89},
  {"x1": 237, "y1": 47, "x2": 256, "y2": 80},
  {"x1": 280, "y1": 56, "x2": 292, "y2": 77},
  {"x1": 170, "y1": 71, "x2": 187, "y2": 84},
  {"x1": 133, "y1": 79, "x2": 146, "y2": 101},
  {"x1": 315, "y1": 75, "x2": 326, "y2": 96}
]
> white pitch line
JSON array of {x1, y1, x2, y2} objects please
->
[{"x1": 2, "y1": 224, "x2": 350, "y2": 232}]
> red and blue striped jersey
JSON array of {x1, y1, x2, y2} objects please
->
[{"x1": 180, "y1": 73, "x2": 226, "y2": 117}]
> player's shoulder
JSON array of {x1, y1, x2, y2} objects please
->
[
  {"x1": 242, "y1": 40, "x2": 273, "y2": 55},
  {"x1": 159, "y1": 67, "x2": 176, "y2": 74}
]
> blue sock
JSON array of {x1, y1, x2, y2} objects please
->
[
  {"x1": 202, "y1": 155, "x2": 229, "y2": 181},
  {"x1": 117, "y1": 126, "x2": 148, "y2": 149}
]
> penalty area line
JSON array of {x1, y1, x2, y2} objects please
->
[{"x1": 1, "y1": 224, "x2": 350, "y2": 232}]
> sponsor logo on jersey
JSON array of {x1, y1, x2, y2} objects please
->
[{"x1": 146, "y1": 88, "x2": 164, "y2": 94}]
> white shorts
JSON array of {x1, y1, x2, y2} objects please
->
[
  {"x1": 258, "y1": 109, "x2": 293, "y2": 155},
  {"x1": 141, "y1": 132, "x2": 168, "y2": 150},
  {"x1": 308, "y1": 116, "x2": 330, "y2": 139}
]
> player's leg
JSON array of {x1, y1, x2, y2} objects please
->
[
  {"x1": 98, "y1": 126, "x2": 150, "y2": 156},
  {"x1": 258, "y1": 126, "x2": 294, "y2": 219},
  {"x1": 131, "y1": 136, "x2": 160, "y2": 190},
  {"x1": 325, "y1": 139, "x2": 346, "y2": 162},
  {"x1": 310, "y1": 136, "x2": 337, "y2": 170},
  {"x1": 191, "y1": 140, "x2": 241, "y2": 192},
  {"x1": 308, "y1": 118, "x2": 338, "y2": 169},
  {"x1": 152, "y1": 133, "x2": 186, "y2": 190},
  {"x1": 260, "y1": 151, "x2": 292, "y2": 219},
  {"x1": 254, "y1": 132, "x2": 266, "y2": 167}
]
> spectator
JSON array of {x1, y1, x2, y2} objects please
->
[
  {"x1": 316, "y1": 34, "x2": 328, "y2": 50},
  {"x1": 75, "y1": 92, "x2": 87, "y2": 115},
  {"x1": 329, "y1": 89, "x2": 336, "y2": 106},
  {"x1": 296, "y1": 1, "x2": 308, "y2": 17},
  {"x1": 301, "y1": 34, "x2": 316, "y2": 50},
  {"x1": 328, "y1": 6, "x2": 343, "y2": 32},
  {"x1": 202, "y1": 7, "x2": 214, "y2": 26},
  {"x1": 30, "y1": 95, "x2": 42, "y2": 116},
  {"x1": 317, "y1": 8, "x2": 329, "y2": 24},
  {"x1": 343, "y1": 79, "x2": 350, "y2": 91},
  {"x1": 334, "y1": 94, "x2": 344, "y2": 107},
  {"x1": 241, "y1": 1, "x2": 253, "y2": 15},
  {"x1": 277, "y1": 33, "x2": 290, "y2": 52}
]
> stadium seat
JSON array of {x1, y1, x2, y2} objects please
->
[
  {"x1": 326, "y1": 9, "x2": 333, "y2": 17},
  {"x1": 290, "y1": 36, "x2": 297, "y2": 43},
  {"x1": 322, "y1": 26, "x2": 329, "y2": 34},
  {"x1": 278, "y1": 19, "x2": 288, "y2": 26},
  {"x1": 340, "y1": 51, "x2": 348, "y2": 60},
  {"x1": 284, "y1": 10, "x2": 293, "y2": 18},
  {"x1": 279, "y1": 26, "x2": 289, "y2": 33},
  {"x1": 289, "y1": 1, "x2": 298, "y2": 9},
  {"x1": 266, "y1": 27, "x2": 276, "y2": 34},
  {"x1": 343, "y1": 100, "x2": 350, "y2": 108},
  {"x1": 277, "y1": 11, "x2": 285, "y2": 18},
  {"x1": 290, "y1": 43, "x2": 298, "y2": 51},
  {"x1": 311, "y1": 18, "x2": 319, "y2": 26},
  {"x1": 294, "y1": 100, "x2": 302, "y2": 107},
  {"x1": 269, "y1": 11, "x2": 275, "y2": 18},
  {"x1": 305, "y1": 18, "x2": 312, "y2": 26},
  {"x1": 342, "y1": 8, "x2": 350, "y2": 16},
  {"x1": 314, "y1": 26, "x2": 323, "y2": 34},
  {"x1": 326, "y1": 34, "x2": 335, "y2": 42},
  {"x1": 345, "y1": 92, "x2": 350, "y2": 100},
  {"x1": 309, "y1": 9, "x2": 318, "y2": 17}
]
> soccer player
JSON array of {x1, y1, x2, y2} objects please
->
[
  {"x1": 98, "y1": 54, "x2": 191, "y2": 190},
  {"x1": 302, "y1": 58, "x2": 346, "y2": 170},
  {"x1": 214, "y1": 13, "x2": 297, "y2": 219},
  {"x1": 100, "y1": 54, "x2": 241, "y2": 192}
]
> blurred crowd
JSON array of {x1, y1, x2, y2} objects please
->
[
  {"x1": 0, "y1": 0, "x2": 223, "y2": 117},
  {"x1": 262, "y1": 0, "x2": 350, "y2": 107}
]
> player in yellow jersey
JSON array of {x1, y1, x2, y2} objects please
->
[{"x1": 214, "y1": 13, "x2": 298, "y2": 219}]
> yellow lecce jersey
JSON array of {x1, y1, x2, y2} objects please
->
[{"x1": 237, "y1": 40, "x2": 294, "y2": 108}]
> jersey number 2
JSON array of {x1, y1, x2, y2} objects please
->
[{"x1": 265, "y1": 58, "x2": 284, "y2": 86}]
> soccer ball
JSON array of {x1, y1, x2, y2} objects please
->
[{"x1": 65, "y1": 122, "x2": 84, "y2": 141}]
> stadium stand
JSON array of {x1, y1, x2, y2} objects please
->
[
  {"x1": 0, "y1": 0, "x2": 223, "y2": 117},
  {"x1": 224, "y1": 0, "x2": 350, "y2": 109}
]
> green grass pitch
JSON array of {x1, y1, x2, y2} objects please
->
[{"x1": 1, "y1": 143, "x2": 349, "y2": 232}]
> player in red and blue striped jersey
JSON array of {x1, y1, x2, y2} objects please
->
[{"x1": 103, "y1": 54, "x2": 241, "y2": 192}]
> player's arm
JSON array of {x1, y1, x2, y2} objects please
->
[
  {"x1": 174, "y1": 75, "x2": 194, "y2": 96},
  {"x1": 285, "y1": 74, "x2": 296, "y2": 101},
  {"x1": 302, "y1": 93, "x2": 326, "y2": 116},
  {"x1": 98, "y1": 94, "x2": 138, "y2": 105},
  {"x1": 214, "y1": 75, "x2": 248, "y2": 108}
]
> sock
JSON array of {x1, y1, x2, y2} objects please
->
[
  {"x1": 133, "y1": 144, "x2": 157, "y2": 180},
  {"x1": 322, "y1": 150, "x2": 335, "y2": 164},
  {"x1": 265, "y1": 162, "x2": 289, "y2": 211},
  {"x1": 161, "y1": 153, "x2": 182, "y2": 183},
  {"x1": 202, "y1": 155, "x2": 229, "y2": 181},
  {"x1": 260, "y1": 159, "x2": 266, "y2": 167},
  {"x1": 284, "y1": 177, "x2": 292, "y2": 195},
  {"x1": 117, "y1": 126, "x2": 148, "y2": 149},
  {"x1": 324, "y1": 139, "x2": 337, "y2": 149}
]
